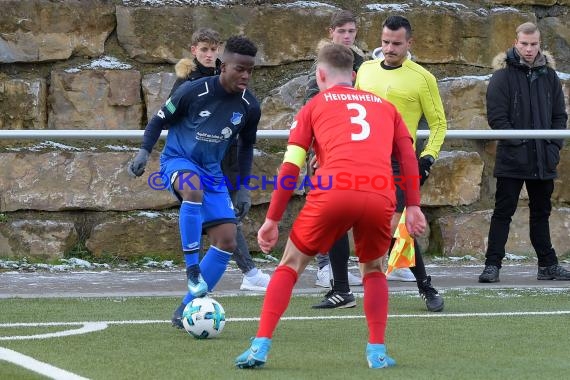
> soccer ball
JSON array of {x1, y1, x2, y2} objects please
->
[{"x1": 182, "y1": 296, "x2": 226, "y2": 339}]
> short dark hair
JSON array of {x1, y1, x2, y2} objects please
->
[
  {"x1": 382, "y1": 15, "x2": 412, "y2": 39},
  {"x1": 224, "y1": 35, "x2": 257, "y2": 57},
  {"x1": 330, "y1": 10, "x2": 357, "y2": 29},
  {"x1": 318, "y1": 43, "x2": 354, "y2": 72},
  {"x1": 191, "y1": 28, "x2": 221, "y2": 46}
]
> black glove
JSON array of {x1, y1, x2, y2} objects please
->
[
  {"x1": 127, "y1": 148, "x2": 150, "y2": 177},
  {"x1": 234, "y1": 188, "x2": 251, "y2": 221},
  {"x1": 418, "y1": 155, "x2": 435, "y2": 186}
]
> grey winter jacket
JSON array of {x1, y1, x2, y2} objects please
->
[{"x1": 487, "y1": 47, "x2": 567, "y2": 180}]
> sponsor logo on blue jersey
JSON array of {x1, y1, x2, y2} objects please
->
[
  {"x1": 221, "y1": 127, "x2": 233, "y2": 138},
  {"x1": 230, "y1": 112, "x2": 243, "y2": 125}
]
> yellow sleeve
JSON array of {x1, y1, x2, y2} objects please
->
[{"x1": 419, "y1": 74, "x2": 447, "y2": 159}]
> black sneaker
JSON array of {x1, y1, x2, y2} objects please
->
[
  {"x1": 312, "y1": 290, "x2": 356, "y2": 309},
  {"x1": 479, "y1": 265, "x2": 500, "y2": 283},
  {"x1": 537, "y1": 264, "x2": 570, "y2": 280},
  {"x1": 171, "y1": 303, "x2": 186, "y2": 329},
  {"x1": 417, "y1": 276, "x2": 444, "y2": 312}
]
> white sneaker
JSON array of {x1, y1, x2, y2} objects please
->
[
  {"x1": 348, "y1": 271, "x2": 362, "y2": 286},
  {"x1": 315, "y1": 264, "x2": 331, "y2": 288},
  {"x1": 386, "y1": 268, "x2": 416, "y2": 282},
  {"x1": 240, "y1": 270, "x2": 270, "y2": 291}
]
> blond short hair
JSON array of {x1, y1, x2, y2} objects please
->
[
  {"x1": 516, "y1": 22, "x2": 539, "y2": 37},
  {"x1": 318, "y1": 44, "x2": 354, "y2": 72}
]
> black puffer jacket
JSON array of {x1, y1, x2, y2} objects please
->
[
  {"x1": 168, "y1": 57, "x2": 222, "y2": 97},
  {"x1": 486, "y1": 48, "x2": 567, "y2": 180}
]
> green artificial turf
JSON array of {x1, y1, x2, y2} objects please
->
[{"x1": 1, "y1": 288, "x2": 569, "y2": 379}]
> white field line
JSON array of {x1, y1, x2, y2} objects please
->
[
  {"x1": 1, "y1": 311, "x2": 568, "y2": 380},
  {"x1": 0, "y1": 347, "x2": 89, "y2": 380},
  {"x1": 0, "y1": 322, "x2": 108, "y2": 341},
  {"x1": 1, "y1": 310, "x2": 570, "y2": 329}
]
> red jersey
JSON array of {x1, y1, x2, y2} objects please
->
[{"x1": 290, "y1": 85, "x2": 412, "y2": 197}]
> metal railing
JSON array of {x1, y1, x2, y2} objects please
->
[{"x1": 0, "y1": 129, "x2": 569, "y2": 140}]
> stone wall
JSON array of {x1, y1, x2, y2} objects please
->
[{"x1": 1, "y1": 0, "x2": 569, "y2": 260}]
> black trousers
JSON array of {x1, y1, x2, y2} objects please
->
[{"x1": 485, "y1": 177, "x2": 558, "y2": 268}]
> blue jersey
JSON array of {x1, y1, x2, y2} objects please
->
[{"x1": 142, "y1": 76, "x2": 260, "y2": 179}]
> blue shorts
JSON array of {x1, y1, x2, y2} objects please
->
[{"x1": 160, "y1": 156, "x2": 237, "y2": 228}]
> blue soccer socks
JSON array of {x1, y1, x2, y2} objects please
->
[{"x1": 179, "y1": 201, "x2": 202, "y2": 266}]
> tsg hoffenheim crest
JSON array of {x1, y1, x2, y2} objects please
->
[{"x1": 230, "y1": 112, "x2": 243, "y2": 125}]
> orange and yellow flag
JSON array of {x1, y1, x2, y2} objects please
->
[{"x1": 386, "y1": 208, "x2": 416, "y2": 275}]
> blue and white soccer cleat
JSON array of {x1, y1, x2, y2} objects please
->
[
  {"x1": 366, "y1": 343, "x2": 396, "y2": 369},
  {"x1": 186, "y1": 265, "x2": 208, "y2": 298},
  {"x1": 235, "y1": 337, "x2": 272, "y2": 369}
]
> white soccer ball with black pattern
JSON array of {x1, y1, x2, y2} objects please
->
[{"x1": 182, "y1": 296, "x2": 226, "y2": 339}]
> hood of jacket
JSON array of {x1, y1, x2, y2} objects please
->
[
  {"x1": 174, "y1": 58, "x2": 196, "y2": 79},
  {"x1": 371, "y1": 47, "x2": 412, "y2": 61},
  {"x1": 491, "y1": 48, "x2": 556, "y2": 71},
  {"x1": 174, "y1": 57, "x2": 221, "y2": 79}
]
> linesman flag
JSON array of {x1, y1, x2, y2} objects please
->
[{"x1": 386, "y1": 207, "x2": 416, "y2": 275}]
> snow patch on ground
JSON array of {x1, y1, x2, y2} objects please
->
[
  {"x1": 448, "y1": 255, "x2": 478, "y2": 262},
  {"x1": 505, "y1": 252, "x2": 528, "y2": 261},
  {"x1": 366, "y1": 3, "x2": 411, "y2": 12},
  {"x1": 6, "y1": 141, "x2": 81, "y2": 152},
  {"x1": 0, "y1": 257, "x2": 176, "y2": 272},
  {"x1": 64, "y1": 56, "x2": 132, "y2": 73},
  {"x1": 105, "y1": 145, "x2": 138, "y2": 152},
  {"x1": 122, "y1": 0, "x2": 233, "y2": 6},
  {"x1": 490, "y1": 7, "x2": 519, "y2": 13},
  {"x1": 273, "y1": 1, "x2": 337, "y2": 8},
  {"x1": 418, "y1": 0, "x2": 467, "y2": 11}
]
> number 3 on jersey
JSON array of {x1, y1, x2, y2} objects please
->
[{"x1": 347, "y1": 103, "x2": 370, "y2": 141}]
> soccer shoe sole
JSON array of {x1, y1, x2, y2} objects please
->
[
  {"x1": 235, "y1": 338, "x2": 271, "y2": 369},
  {"x1": 478, "y1": 277, "x2": 500, "y2": 283},
  {"x1": 312, "y1": 300, "x2": 356, "y2": 309},
  {"x1": 235, "y1": 354, "x2": 266, "y2": 369},
  {"x1": 536, "y1": 271, "x2": 570, "y2": 280},
  {"x1": 386, "y1": 271, "x2": 416, "y2": 282},
  {"x1": 425, "y1": 298, "x2": 445, "y2": 312},
  {"x1": 315, "y1": 279, "x2": 331, "y2": 288},
  {"x1": 240, "y1": 284, "x2": 268, "y2": 291},
  {"x1": 366, "y1": 344, "x2": 396, "y2": 369},
  {"x1": 171, "y1": 317, "x2": 184, "y2": 329},
  {"x1": 367, "y1": 355, "x2": 397, "y2": 369}
]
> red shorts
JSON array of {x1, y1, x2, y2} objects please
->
[{"x1": 290, "y1": 190, "x2": 395, "y2": 263}]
